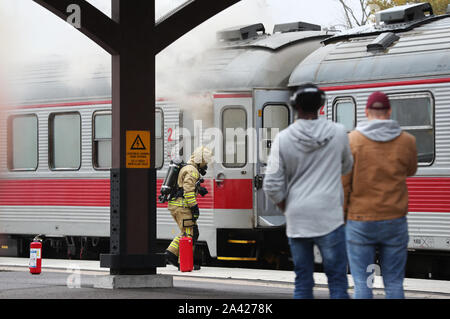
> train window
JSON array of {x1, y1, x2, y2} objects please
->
[
  {"x1": 8, "y1": 114, "x2": 38, "y2": 170},
  {"x1": 49, "y1": 112, "x2": 81, "y2": 170},
  {"x1": 388, "y1": 92, "x2": 434, "y2": 165},
  {"x1": 93, "y1": 111, "x2": 111, "y2": 169},
  {"x1": 155, "y1": 108, "x2": 164, "y2": 169},
  {"x1": 260, "y1": 104, "x2": 289, "y2": 164},
  {"x1": 333, "y1": 98, "x2": 356, "y2": 132},
  {"x1": 222, "y1": 107, "x2": 247, "y2": 168}
]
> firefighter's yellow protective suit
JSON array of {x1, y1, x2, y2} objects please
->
[{"x1": 166, "y1": 146, "x2": 213, "y2": 257}]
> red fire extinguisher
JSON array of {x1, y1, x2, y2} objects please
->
[
  {"x1": 29, "y1": 235, "x2": 43, "y2": 275},
  {"x1": 179, "y1": 234, "x2": 193, "y2": 272}
]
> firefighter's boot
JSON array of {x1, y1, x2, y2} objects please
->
[
  {"x1": 165, "y1": 250, "x2": 179, "y2": 268},
  {"x1": 193, "y1": 245, "x2": 201, "y2": 270}
]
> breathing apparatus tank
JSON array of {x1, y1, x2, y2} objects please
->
[{"x1": 159, "y1": 157, "x2": 185, "y2": 203}]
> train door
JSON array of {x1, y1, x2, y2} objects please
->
[
  {"x1": 212, "y1": 93, "x2": 254, "y2": 229},
  {"x1": 253, "y1": 89, "x2": 292, "y2": 227}
]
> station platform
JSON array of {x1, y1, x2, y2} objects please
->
[{"x1": 0, "y1": 257, "x2": 449, "y2": 300}]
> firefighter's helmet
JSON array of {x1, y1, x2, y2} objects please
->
[{"x1": 190, "y1": 146, "x2": 213, "y2": 168}]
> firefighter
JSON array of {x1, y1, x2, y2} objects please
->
[{"x1": 165, "y1": 145, "x2": 213, "y2": 270}]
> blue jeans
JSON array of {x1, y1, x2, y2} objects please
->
[
  {"x1": 288, "y1": 225, "x2": 349, "y2": 299},
  {"x1": 346, "y1": 216, "x2": 409, "y2": 299}
]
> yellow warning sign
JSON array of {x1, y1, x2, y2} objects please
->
[{"x1": 126, "y1": 130, "x2": 150, "y2": 168}]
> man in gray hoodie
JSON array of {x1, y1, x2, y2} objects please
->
[{"x1": 263, "y1": 83, "x2": 353, "y2": 299}]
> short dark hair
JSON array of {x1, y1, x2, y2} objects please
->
[{"x1": 290, "y1": 83, "x2": 325, "y2": 113}]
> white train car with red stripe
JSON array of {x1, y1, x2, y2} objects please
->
[
  {"x1": 1, "y1": 3, "x2": 450, "y2": 276},
  {"x1": 0, "y1": 22, "x2": 331, "y2": 267},
  {"x1": 288, "y1": 3, "x2": 450, "y2": 276}
]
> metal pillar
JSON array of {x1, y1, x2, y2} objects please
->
[{"x1": 102, "y1": 0, "x2": 163, "y2": 275}]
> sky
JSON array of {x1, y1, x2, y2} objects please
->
[
  {"x1": 0, "y1": 0, "x2": 364, "y2": 64},
  {"x1": 0, "y1": 0, "x2": 111, "y2": 63},
  {"x1": 156, "y1": 0, "x2": 361, "y2": 65},
  {"x1": 156, "y1": 0, "x2": 352, "y2": 27}
]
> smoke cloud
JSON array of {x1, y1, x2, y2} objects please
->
[
  {"x1": 157, "y1": 0, "x2": 273, "y2": 92},
  {"x1": 0, "y1": 0, "x2": 111, "y2": 106},
  {"x1": 156, "y1": 0, "x2": 273, "y2": 128},
  {"x1": 1, "y1": 0, "x2": 273, "y2": 110}
]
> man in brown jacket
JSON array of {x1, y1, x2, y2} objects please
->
[{"x1": 343, "y1": 91, "x2": 417, "y2": 299}]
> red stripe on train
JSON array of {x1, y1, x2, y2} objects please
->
[
  {"x1": 213, "y1": 179, "x2": 253, "y2": 210},
  {"x1": 407, "y1": 177, "x2": 450, "y2": 213},
  {"x1": 0, "y1": 178, "x2": 254, "y2": 210},
  {"x1": 7, "y1": 100, "x2": 112, "y2": 110},
  {"x1": 213, "y1": 93, "x2": 253, "y2": 99},
  {"x1": 0, "y1": 179, "x2": 110, "y2": 207},
  {"x1": 0, "y1": 177, "x2": 446, "y2": 212}
]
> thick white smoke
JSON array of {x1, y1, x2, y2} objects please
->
[
  {"x1": 0, "y1": 0, "x2": 111, "y2": 106},
  {"x1": 156, "y1": 0, "x2": 273, "y2": 126},
  {"x1": 156, "y1": 0, "x2": 273, "y2": 93}
]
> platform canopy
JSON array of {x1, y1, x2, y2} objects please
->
[{"x1": 33, "y1": 0, "x2": 241, "y2": 54}]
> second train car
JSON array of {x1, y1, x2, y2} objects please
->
[{"x1": 289, "y1": 3, "x2": 450, "y2": 277}]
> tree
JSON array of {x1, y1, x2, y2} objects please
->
[
  {"x1": 337, "y1": 0, "x2": 449, "y2": 28},
  {"x1": 337, "y1": 0, "x2": 373, "y2": 28}
]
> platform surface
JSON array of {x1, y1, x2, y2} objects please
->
[{"x1": 0, "y1": 257, "x2": 449, "y2": 300}]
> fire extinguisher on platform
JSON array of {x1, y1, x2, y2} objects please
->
[
  {"x1": 29, "y1": 235, "x2": 44, "y2": 275},
  {"x1": 179, "y1": 234, "x2": 193, "y2": 272}
]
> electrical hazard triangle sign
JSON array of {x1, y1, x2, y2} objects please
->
[
  {"x1": 126, "y1": 130, "x2": 150, "y2": 168},
  {"x1": 130, "y1": 134, "x2": 146, "y2": 150}
]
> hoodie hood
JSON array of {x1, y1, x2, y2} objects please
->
[
  {"x1": 356, "y1": 119, "x2": 402, "y2": 142},
  {"x1": 289, "y1": 119, "x2": 336, "y2": 152}
]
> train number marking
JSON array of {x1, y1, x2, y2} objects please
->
[{"x1": 319, "y1": 105, "x2": 326, "y2": 116}]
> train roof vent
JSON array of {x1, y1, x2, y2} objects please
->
[
  {"x1": 217, "y1": 23, "x2": 265, "y2": 41},
  {"x1": 376, "y1": 2, "x2": 433, "y2": 24},
  {"x1": 367, "y1": 32, "x2": 400, "y2": 52},
  {"x1": 272, "y1": 21, "x2": 321, "y2": 33}
]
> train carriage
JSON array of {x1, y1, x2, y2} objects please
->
[
  {"x1": 0, "y1": 58, "x2": 113, "y2": 256},
  {"x1": 3, "y1": 2, "x2": 448, "y2": 276},
  {"x1": 157, "y1": 22, "x2": 332, "y2": 262},
  {"x1": 0, "y1": 22, "x2": 332, "y2": 265},
  {"x1": 289, "y1": 3, "x2": 450, "y2": 260}
]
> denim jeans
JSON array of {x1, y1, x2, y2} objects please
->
[
  {"x1": 346, "y1": 216, "x2": 409, "y2": 299},
  {"x1": 288, "y1": 225, "x2": 349, "y2": 299}
]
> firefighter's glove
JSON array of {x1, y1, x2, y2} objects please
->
[
  {"x1": 198, "y1": 186, "x2": 208, "y2": 197},
  {"x1": 191, "y1": 204, "x2": 200, "y2": 221}
]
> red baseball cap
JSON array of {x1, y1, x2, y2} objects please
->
[{"x1": 366, "y1": 91, "x2": 391, "y2": 110}]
